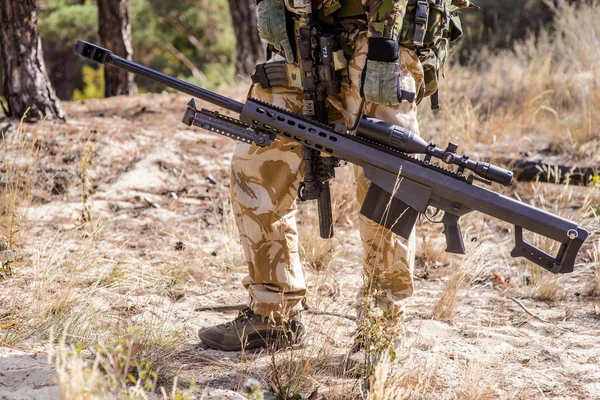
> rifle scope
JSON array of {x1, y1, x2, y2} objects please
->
[{"x1": 358, "y1": 117, "x2": 514, "y2": 186}]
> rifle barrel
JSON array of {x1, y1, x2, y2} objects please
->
[{"x1": 74, "y1": 40, "x2": 244, "y2": 114}]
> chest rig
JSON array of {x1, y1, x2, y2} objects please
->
[{"x1": 252, "y1": 1, "x2": 359, "y2": 92}]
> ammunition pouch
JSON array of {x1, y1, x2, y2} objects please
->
[
  {"x1": 251, "y1": 35, "x2": 348, "y2": 90},
  {"x1": 252, "y1": 60, "x2": 303, "y2": 89}
]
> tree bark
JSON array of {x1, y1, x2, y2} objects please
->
[
  {"x1": 228, "y1": 0, "x2": 264, "y2": 77},
  {"x1": 0, "y1": 0, "x2": 65, "y2": 120},
  {"x1": 97, "y1": 0, "x2": 137, "y2": 97}
]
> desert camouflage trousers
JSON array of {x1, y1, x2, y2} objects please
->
[{"x1": 231, "y1": 33, "x2": 424, "y2": 317}]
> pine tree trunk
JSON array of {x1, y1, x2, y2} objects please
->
[
  {"x1": 228, "y1": 0, "x2": 264, "y2": 77},
  {"x1": 0, "y1": 0, "x2": 65, "y2": 120},
  {"x1": 97, "y1": 0, "x2": 137, "y2": 97}
]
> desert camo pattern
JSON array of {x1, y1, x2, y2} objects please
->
[{"x1": 231, "y1": 32, "x2": 423, "y2": 318}]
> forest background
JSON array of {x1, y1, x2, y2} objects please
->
[{"x1": 0, "y1": 0, "x2": 577, "y2": 106}]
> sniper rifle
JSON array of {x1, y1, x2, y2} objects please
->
[{"x1": 74, "y1": 40, "x2": 589, "y2": 275}]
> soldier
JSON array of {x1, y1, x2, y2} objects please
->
[{"x1": 199, "y1": 0, "x2": 466, "y2": 351}]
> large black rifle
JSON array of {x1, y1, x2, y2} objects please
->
[{"x1": 74, "y1": 40, "x2": 589, "y2": 275}]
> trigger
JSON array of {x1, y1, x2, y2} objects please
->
[{"x1": 442, "y1": 213, "x2": 466, "y2": 254}]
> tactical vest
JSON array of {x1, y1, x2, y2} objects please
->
[
  {"x1": 258, "y1": 0, "x2": 465, "y2": 110},
  {"x1": 313, "y1": 0, "x2": 366, "y2": 24}
]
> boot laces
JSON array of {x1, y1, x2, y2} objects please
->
[{"x1": 223, "y1": 308, "x2": 255, "y2": 330}]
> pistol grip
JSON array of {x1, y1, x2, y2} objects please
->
[{"x1": 442, "y1": 213, "x2": 466, "y2": 254}]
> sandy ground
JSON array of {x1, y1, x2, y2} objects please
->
[{"x1": 0, "y1": 92, "x2": 599, "y2": 399}]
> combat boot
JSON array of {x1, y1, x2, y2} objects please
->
[{"x1": 198, "y1": 308, "x2": 306, "y2": 351}]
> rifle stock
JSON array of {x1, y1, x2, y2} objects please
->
[{"x1": 74, "y1": 40, "x2": 589, "y2": 274}]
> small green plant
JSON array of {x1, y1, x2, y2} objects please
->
[
  {"x1": 53, "y1": 325, "x2": 194, "y2": 399},
  {"x1": 78, "y1": 140, "x2": 96, "y2": 223}
]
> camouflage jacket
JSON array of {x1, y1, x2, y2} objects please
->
[
  {"x1": 284, "y1": 0, "x2": 404, "y2": 41},
  {"x1": 361, "y1": 0, "x2": 405, "y2": 40}
]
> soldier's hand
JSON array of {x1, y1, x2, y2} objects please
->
[
  {"x1": 257, "y1": 0, "x2": 294, "y2": 64},
  {"x1": 361, "y1": 38, "x2": 415, "y2": 105}
]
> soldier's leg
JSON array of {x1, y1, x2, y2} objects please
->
[
  {"x1": 231, "y1": 84, "x2": 307, "y2": 318},
  {"x1": 199, "y1": 83, "x2": 309, "y2": 351},
  {"x1": 329, "y1": 33, "x2": 423, "y2": 316}
]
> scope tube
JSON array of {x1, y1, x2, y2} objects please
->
[{"x1": 357, "y1": 117, "x2": 513, "y2": 186}]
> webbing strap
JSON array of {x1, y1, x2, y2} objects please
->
[
  {"x1": 430, "y1": 89, "x2": 440, "y2": 111},
  {"x1": 413, "y1": 0, "x2": 430, "y2": 47}
]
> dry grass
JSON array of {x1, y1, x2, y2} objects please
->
[
  {"x1": 531, "y1": 272, "x2": 564, "y2": 301},
  {"x1": 368, "y1": 352, "x2": 438, "y2": 400},
  {"x1": 1, "y1": 1, "x2": 599, "y2": 398},
  {"x1": 0, "y1": 112, "x2": 40, "y2": 250},
  {"x1": 587, "y1": 239, "x2": 600, "y2": 296},
  {"x1": 454, "y1": 360, "x2": 497, "y2": 400},
  {"x1": 432, "y1": 247, "x2": 488, "y2": 322},
  {"x1": 52, "y1": 324, "x2": 194, "y2": 400},
  {"x1": 424, "y1": 0, "x2": 600, "y2": 161}
]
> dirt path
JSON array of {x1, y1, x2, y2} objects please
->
[{"x1": 0, "y1": 93, "x2": 598, "y2": 399}]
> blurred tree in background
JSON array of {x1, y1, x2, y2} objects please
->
[
  {"x1": 1, "y1": 0, "x2": 65, "y2": 120},
  {"x1": 456, "y1": 0, "x2": 584, "y2": 62},
  {"x1": 35, "y1": 0, "x2": 235, "y2": 101},
  {"x1": 228, "y1": 0, "x2": 264, "y2": 77},
  {"x1": 0, "y1": 0, "x2": 588, "y2": 105},
  {"x1": 98, "y1": 0, "x2": 137, "y2": 97}
]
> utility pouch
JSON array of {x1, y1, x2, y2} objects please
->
[
  {"x1": 251, "y1": 60, "x2": 303, "y2": 89},
  {"x1": 399, "y1": 0, "x2": 466, "y2": 109},
  {"x1": 400, "y1": 0, "x2": 448, "y2": 51},
  {"x1": 419, "y1": 49, "x2": 440, "y2": 99},
  {"x1": 258, "y1": 0, "x2": 296, "y2": 63}
]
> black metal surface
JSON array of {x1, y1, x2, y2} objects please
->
[
  {"x1": 360, "y1": 184, "x2": 419, "y2": 240},
  {"x1": 240, "y1": 97, "x2": 589, "y2": 273},
  {"x1": 358, "y1": 117, "x2": 513, "y2": 186}
]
